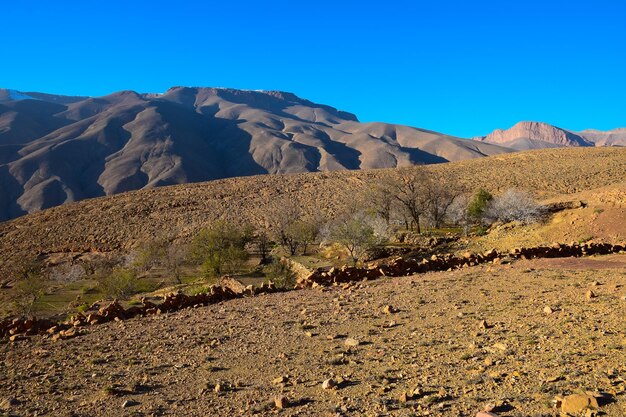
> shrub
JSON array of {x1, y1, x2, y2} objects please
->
[
  {"x1": 485, "y1": 189, "x2": 546, "y2": 224},
  {"x1": 12, "y1": 273, "x2": 46, "y2": 316},
  {"x1": 265, "y1": 259, "x2": 296, "y2": 289},
  {"x1": 189, "y1": 221, "x2": 252, "y2": 277},
  {"x1": 97, "y1": 267, "x2": 141, "y2": 299}
]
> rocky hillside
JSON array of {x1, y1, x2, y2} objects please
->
[
  {"x1": 0, "y1": 147, "x2": 624, "y2": 277},
  {"x1": 473, "y1": 121, "x2": 626, "y2": 150},
  {"x1": 0, "y1": 87, "x2": 509, "y2": 221}
]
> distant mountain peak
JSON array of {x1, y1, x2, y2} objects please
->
[
  {"x1": 473, "y1": 121, "x2": 595, "y2": 150},
  {"x1": 0, "y1": 89, "x2": 39, "y2": 102}
]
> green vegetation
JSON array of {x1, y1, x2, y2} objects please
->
[
  {"x1": 330, "y1": 212, "x2": 383, "y2": 266},
  {"x1": 96, "y1": 268, "x2": 142, "y2": 300},
  {"x1": 12, "y1": 273, "x2": 46, "y2": 316},
  {"x1": 467, "y1": 188, "x2": 493, "y2": 222},
  {"x1": 265, "y1": 259, "x2": 296, "y2": 289},
  {"x1": 189, "y1": 221, "x2": 253, "y2": 277}
]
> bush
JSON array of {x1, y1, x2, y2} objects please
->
[
  {"x1": 97, "y1": 267, "x2": 141, "y2": 299},
  {"x1": 189, "y1": 221, "x2": 253, "y2": 277},
  {"x1": 265, "y1": 259, "x2": 296, "y2": 289},
  {"x1": 12, "y1": 273, "x2": 46, "y2": 316},
  {"x1": 485, "y1": 189, "x2": 546, "y2": 224}
]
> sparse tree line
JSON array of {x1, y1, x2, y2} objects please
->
[{"x1": 7, "y1": 167, "x2": 547, "y2": 315}]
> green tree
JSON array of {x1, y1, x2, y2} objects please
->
[
  {"x1": 190, "y1": 221, "x2": 252, "y2": 277},
  {"x1": 287, "y1": 220, "x2": 319, "y2": 256},
  {"x1": 467, "y1": 188, "x2": 493, "y2": 223},
  {"x1": 133, "y1": 240, "x2": 167, "y2": 272},
  {"x1": 12, "y1": 272, "x2": 46, "y2": 316},
  {"x1": 96, "y1": 267, "x2": 140, "y2": 300},
  {"x1": 330, "y1": 212, "x2": 381, "y2": 266}
]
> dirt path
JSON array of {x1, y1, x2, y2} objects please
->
[{"x1": 2, "y1": 258, "x2": 626, "y2": 416}]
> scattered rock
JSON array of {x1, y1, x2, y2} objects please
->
[
  {"x1": 344, "y1": 338, "x2": 360, "y2": 347},
  {"x1": 476, "y1": 412, "x2": 499, "y2": 417},
  {"x1": 0, "y1": 397, "x2": 19, "y2": 409},
  {"x1": 322, "y1": 378, "x2": 336, "y2": 390},
  {"x1": 559, "y1": 393, "x2": 599, "y2": 415},
  {"x1": 382, "y1": 305, "x2": 396, "y2": 314},
  {"x1": 8, "y1": 334, "x2": 24, "y2": 342},
  {"x1": 121, "y1": 400, "x2": 139, "y2": 408},
  {"x1": 272, "y1": 376, "x2": 288, "y2": 385},
  {"x1": 274, "y1": 396, "x2": 287, "y2": 409},
  {"x1": 493, "y1": 342, "x2": 507, "y2": 351},
  {"x1": 544, "y1": 306, "x2": 555, "y2": 314},
  {"x1": 586, "y1": 290, "x2": 596, "y2": 299}
]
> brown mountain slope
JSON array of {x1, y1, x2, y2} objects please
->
[
  {"x1": 0, "y1": 147, "x2": 624, "y2": 275},
  {"x1": 0, "y1": 87, "x2": 510, "y2": 221},
  {"x1": 473, "y1": 121, "x2": 626, "y2": 150}
]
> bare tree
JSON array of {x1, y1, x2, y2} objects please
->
[
  {"x1": 267, "y1": 199, "x2": 320, "y2": 256},
  {"x1": 391, "y1": 169, "x2": 430, "y2": 233},
  {"x1": 268, "y1": 199, "x2": 301, "y2": 255},
  {"x1": 424, "y1": 179, "x2": 462, "y2": 229},
  {"x1": 365, "y1": 178, "x2": 396, "y2": 225},
  {"x1": 165, "y1": 244, "x2": 187, "y2": 284},
  {"x1": 330, "y1": 212, "x2": 383, "y2": 266},
  {"x1": 485, "y1": 189, "x2": 546, "y2": 224},
  {"x1": 447, "y1": 194, "x2": 471, "y2": 235}
]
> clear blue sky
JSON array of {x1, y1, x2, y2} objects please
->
[{"x1": 2, "y1": 0, "x2": 625, "y2": 137}]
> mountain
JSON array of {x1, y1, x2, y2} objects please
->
[
  {"x1": 0, "y1": 87, "x2": 510, "y2": 221},
  {"x1": 473, "y1": 121, "x2": 626, "y2": 150}
]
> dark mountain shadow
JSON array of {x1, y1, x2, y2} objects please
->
[
  {"x1": 402, "y1": 147, "x2": 448, "y2": 164},
  {"x1": 0, "y1": 166, "x2": 26, "y2": 221},
  {"x1": 152, "y1": 100, "x2": 268, "y2": 180},
  {"x1": 304, "y1": 128, "x2": 362, "y2": 169},
  {"x1": 0, "y1": 144, "x2": 22, "y2": 164},
  {"x1": 0, "y1": 100, "x2": 72, "y2": 145}
]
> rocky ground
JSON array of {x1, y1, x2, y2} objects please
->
[{"x1": 2, "y1": 255, "x2": 626, "y2": 416}]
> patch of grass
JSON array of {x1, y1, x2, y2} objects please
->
[{"x1": 76, "y1": 303, "x2": 90, "y2": 313}]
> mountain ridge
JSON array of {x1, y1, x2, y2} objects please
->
[{"x1": 0, "y1": 87, "x2": 510, "y2": 221}]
